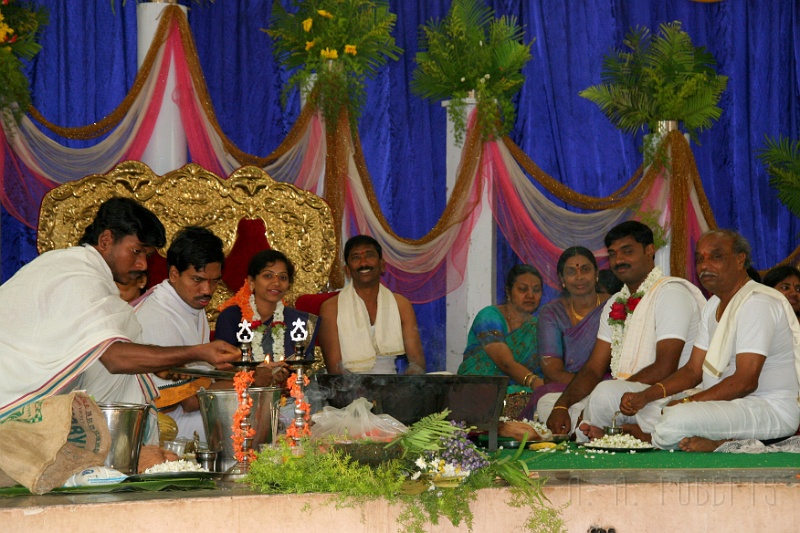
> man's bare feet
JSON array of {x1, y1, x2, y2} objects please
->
[
  {"x1": 621, "y1": 423, "x2": 652, "y2": 443},
  {"x1": 579, "y1": 422, "x2": 605, "y2": 440},
  {"x1": 678, "y1": 436, "x2": 730, "y2": 452}
]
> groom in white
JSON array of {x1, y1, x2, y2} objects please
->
[
  {"x1": 318, "y1": 235, "x2": 426, "y2": 375},
  {"x1": 542, "y1": 221, "x2": 705, "y2": 441}
]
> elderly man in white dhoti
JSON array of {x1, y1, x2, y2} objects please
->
[
  {"x1": 628, "y1": 230, "x2": 800, "y2": 451},
  {"x1": 0, "y1": 198, "x2": 241, "y2": 442},
  {"x1": 541, "y1": 221, "x2": 705, "y2": 442},
  {"x1": 318, "y1": 235, "x2": 426, "y2": 375}
]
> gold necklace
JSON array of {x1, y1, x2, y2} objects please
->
[
  {"x1": 503, "y1": 305, "x2": 527, "y2": 331},
  {"x1": 569, "y1": 294, "x2": 601, "y2": 323}
]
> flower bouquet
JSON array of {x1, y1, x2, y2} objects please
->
[
  {"x1": 411, "y1": 0, "x2": 532, "y2": 144},
  {"x1": 266, "y1": 0, "x2": 402, "y2": 131},
  {"x1": 0, "y1": 0, "x2": 48, "y2": 123}
]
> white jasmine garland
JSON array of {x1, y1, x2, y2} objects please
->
[
  {"x1": 608, "y1": 266, "x2": 663, "y2": 378},
  {"x1": 248, "y1": 295, "x2": 286, "y2": 362},
  {"x1": 271, "y1": 301, "x2": 286, "y2": 361}
]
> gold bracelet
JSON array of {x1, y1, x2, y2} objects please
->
[
  {"x1": 655, "y1": 382, "x2": 667, "y2": 398},
  {"x1": 522, "y1": 372, "x2": 534, "y2": 387},
  {"x1": 552, "y1": 405, "x2": 569, "y2": 412},
  {"x1": 681, "y1": 396, "x2": 692, "y2": 403}
]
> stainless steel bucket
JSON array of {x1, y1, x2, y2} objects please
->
[
  {"x1": 197, "y1": 387, "x2": 282, "y2": 471},
  {"x1": 98, "y1": 403, "x2": 148, "y2": 475}
]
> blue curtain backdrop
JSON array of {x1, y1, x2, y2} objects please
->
[{"x1": 3, "y1": 1, "x2": 798, "y2": 370}]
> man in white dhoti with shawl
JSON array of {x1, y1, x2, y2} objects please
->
[
  {"x1": 541, "y1": 221, "x2": 705, "y2": 441},
  {"x1": 318, "y1": 235, "x2": 426, "y2": 374},
  {"x1": 0, "y1": 198, "x2": 241, "y2": 425},
  {"x1": 644, "y1": 230, "x2": 800, "y2": 451}
]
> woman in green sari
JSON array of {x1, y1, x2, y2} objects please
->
[{"x1": 457, "y1": 265, "x2": 545, "y2": 394}]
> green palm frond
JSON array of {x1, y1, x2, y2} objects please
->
[
  {"x1": 580, "y1": 21, "x2": 727, "y2": 141},
  {"x1": 411, "y1": 0, "x2": 533, "y2": 143},
  {"x1": 759, "y1": 136, "x2": 800, "y2": 220}
]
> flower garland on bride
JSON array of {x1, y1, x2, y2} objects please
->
[
  {"x1": 222, "y1": 283, "x2": 288, "y2": 362},
  {"x1": 608, "y1": 266, "x2": 663, "y2": 378}
]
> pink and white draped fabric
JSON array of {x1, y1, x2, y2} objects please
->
[
  {"x1": 0, "y1": 12, "x2": 709, "y2": 301},
  {"x1": 0, "y1": 16, "x2": 325, "y2": 229}
]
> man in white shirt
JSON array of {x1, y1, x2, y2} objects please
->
[
  {"x1": 135, "y1": 226, "x2": 226, "y2": 439},
  {"x1": 645, "y1": 230, "x2": 800, "y2": 450},
  {"x1": 541, "y1": 221, "x2": 705, "y2": 441}
]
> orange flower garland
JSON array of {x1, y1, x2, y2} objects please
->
[
  {"x1": 232, "y1": 370, "x2": 256, "y2": 463},
  {"x1": 218, "y1": 282, "x2": 254, "y2": 321},
  {"x1": 285, "y1": 372, "x2": 311, "y2": 443}
]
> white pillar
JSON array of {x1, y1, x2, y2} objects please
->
[
  {"x1": 444, "y1": 99, "x2": 496, "y2": 373},
  {"x1": 136, "y1": 2, "x2": 188, "y2": 175}
]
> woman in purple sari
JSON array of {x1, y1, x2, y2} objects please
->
[{"x1": 520, "y1": 247, "x2": 610, "y2": 419}]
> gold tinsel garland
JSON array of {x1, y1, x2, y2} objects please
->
[{"x1": 24, "y1": 5, "x2": 785, "y2": 278}]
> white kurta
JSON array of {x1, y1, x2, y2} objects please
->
[{"x1": 135, "y1": 280, "x2": 211, "y2": 440}]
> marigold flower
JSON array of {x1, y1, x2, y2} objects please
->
[
  {"x1": 344, "y1": 44, "x2": 357, "y2": 56},
  {"x1": 317, "y1": 9, "x2": 333, "y2": 19},
  {"x1": 302, "y1": 17, "x2": 312, "y2": 32},
  {"x1": 320, "y1": 47, "x2": 338, "y2": 60},
  {"x1": 305, "y1": 40, "x2": 315, "y2": 51}
]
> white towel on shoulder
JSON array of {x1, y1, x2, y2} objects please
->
[{"x1": 337, "y1": 283, "x2": 404, "y2": 372}]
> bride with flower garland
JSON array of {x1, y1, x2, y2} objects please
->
[{"x1": 216, "y1": 250, "x2": 319, "y2": 385}]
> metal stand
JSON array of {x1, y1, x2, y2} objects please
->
[{"x1": 222, "y1": 383, "x2": 253, "y2": 481}]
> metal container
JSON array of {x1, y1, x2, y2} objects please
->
[
  {"x1": 196, "y1": 450, "x2": 218, "y2": 472},
  {"x1": 197, "y1": 387, "x2": 282, "y2": 471},
  {"x1": 98, "y1": 403, "x2": 148, "y2": 475}
]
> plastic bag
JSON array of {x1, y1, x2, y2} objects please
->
[{"x1": 311, "y1": 397, "x2": 407, "y2": 442}]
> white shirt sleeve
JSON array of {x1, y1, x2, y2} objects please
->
[
  {"x1": 653, "y1": 282, "x2": 699, "y2": 342},
  {"x1": 596, "y1": 296, "x2": 615, "y2": 342},
  {"x1": 734, "y1": 294, "x2": 781, "y2": 357}
]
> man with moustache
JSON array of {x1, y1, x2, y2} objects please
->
[
  {"x1": 541, "y1": 221, "x2": 705, "y2": 441},
  {"x1": 0, "y1": 198, "x2": 241, "y2": 430},
  {"x1": 642, "y1": 230, "x2": 800, "y2": 451},
  {"x1": 135, "y1": 226, "x2": 226, "y2": 440},
  {"x1": 318, "y1": 235, "x2": 426, "y2": 374}
]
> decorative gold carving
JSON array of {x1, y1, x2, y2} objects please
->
[{"x1": 38, "y1": 162, "x2": 336, "y2": 307}]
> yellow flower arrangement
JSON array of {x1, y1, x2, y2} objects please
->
[
  {"x1": 265, "y1": 0, "x2": 402, "y2": 131},
  {"x1": 0, "y1": 0, "x2": 48, "y2": 124},
  {"x1": 320, "y1": 47, "x2": 338, "y2": 60}
]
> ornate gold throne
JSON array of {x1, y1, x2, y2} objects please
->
[{"x1": 37, "y1": 161, "x2": 337, "y2": 329}]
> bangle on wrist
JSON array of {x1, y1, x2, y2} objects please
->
[
  {"x1": 681, "y1": 396, "x2": 692, "y2": 403},
  {"x1": 654, "y1": 382, "x2": 667, "y2": 398},
  {"x1": 552, "y1": 405, "x2": 569, "y2": 412}
]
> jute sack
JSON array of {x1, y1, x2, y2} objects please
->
[{"x1": 0, "y1": 391, "x2": 111, "y2": 494}]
